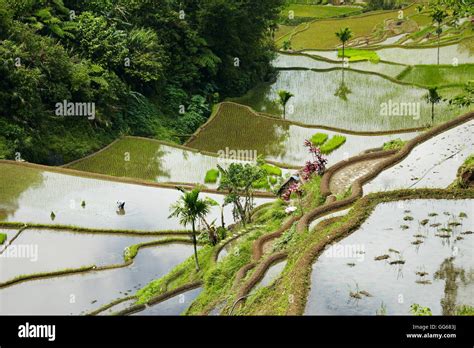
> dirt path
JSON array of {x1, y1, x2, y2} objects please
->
[{"x1": 329, "y1": 158, "x2": 386, "y2": 195}]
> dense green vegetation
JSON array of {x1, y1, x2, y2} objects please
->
[
  {"x1": 338, "y1": 48, "x2": 380, "y2": 62},
  {"x1": 320, "y1": 135, "x2": 346, "y2": 154},
  {"x1": 382, "y1": 138, "x2": 406, "y2": 150},
  {"x1": 204, "y1": 169, "x2": 220, "y2": 184},
  {"x1": 0, "y1": 0, "x2": 284, "y2": 164},
  {"x1": 310, "y1": 133, "x2": 328, "y2": 146}
]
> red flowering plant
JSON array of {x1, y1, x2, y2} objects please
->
[
  {"x1": 302, "y1": 139, "x2": 327, "y2": 181},
  {"x1": 281, "y1": 181, "x2": 303, "y2": 201}
]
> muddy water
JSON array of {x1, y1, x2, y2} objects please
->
[
  {"x1": 0, "y1": 244, "x2": 194, "y2": 314},
  {"x1": 0, "y1": 163, "x2": 271, "y2": 230},
  {"x1": 251, "y1": 260, "x2": 287, "y2": 294},
  {"x1": 0, "y1": 229, "x2": 164, "y2": 282},
  {"x1": 364, "y1": 120, "x2": 474, "y2": 193},
  {"x1": 133, "y1": 287, "x2": 203, "y2": 315},
  {"x1": 305, "y1": 199, "x2": 474, "y2": 315}
]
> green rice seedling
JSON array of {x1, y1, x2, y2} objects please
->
[
  {"x1": 320, "y1": 135, "x2": 346, "y2": 154},
  {"x1": 310, "y1": 132, "x2": 328, "y2": 146},
  {"x1": 204, "y1": 169, "x2": 220, "y2": 184}
]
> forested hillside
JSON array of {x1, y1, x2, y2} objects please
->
[{"x1": 0, "y1": 0, "x2": 283, "y2": 164}]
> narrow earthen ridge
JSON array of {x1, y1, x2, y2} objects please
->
[
  {"x1": 87, "y1": 296, "x2": 137, "y2": 316},
  {"x1": 213, "y1": 232, "x2": 244, "y2": 262},
  {"x1": 0, "y1": 222, "x2": 191, "y2": 236},
  {"x1": 146, "y1": 281, "x2": 203, "y2": 306},
  {"x1": 112, "y1": 303, "x2": 147, "y2": 316},
  {"x1": 0, "y1": 159, "x2": 275, "y2": 198},
  {"x1": 320, "y1": 149, "x2": 398, "y2": 197},
  {"x1": 235, "y1": 251, "x2": 288, "y2": 301},
  {"x1": 116, "y1": 281, "x2": 203, "y2": 316},
  {"x1": 288, "y1": 188, "x2": 474, "y2": 315},
  {"x1": 252, "y1": 216, "x2": 298, "y2": 261},
  {"x1": 0, "y1": 226, "x2": 27, "y2": 256},
  {"x1": 233, "y1": 262, "x2": 257, "y2": 290}
]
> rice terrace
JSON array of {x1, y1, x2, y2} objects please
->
[{"x1": 0, "y1": 0, "x2": 473, "y2": 344}]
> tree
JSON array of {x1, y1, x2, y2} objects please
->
[
  {"x1": 282, "y1": 39, "x2": 292, "y2": 51},
  {"x1": 426, "y1": 87, "x2": 441, "y2": 125},
  {"x1": 430, "y1": 7, "x2": 447, "y2": 65},
  {"x1": 169, "y1": 186, "x2": 213, "y2": 270},
  {"x1": 217, "y1": 163, "x2": 266, "y2": 226},
  {"x1": 335, "y1": 27, "x2": 353, "y2": 64},
  {"x1": 277, "y1": 90, "x2": 294, "y2": 119}
]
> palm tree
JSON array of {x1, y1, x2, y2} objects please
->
[
  {"x1": 335, "y1": 27, "x2": 353, "y2": 64},
  {"x1": 169, "y1": 187, "x2": 213, "y2": 270},
  {"x1": 277, "y1": 90, "x2": 294, "y2": 119},
  {"x1": 431, "y1": 8, "x2": 447, "y2": 65},
  {"x1": 426, "y1": 87, "x2": 441, "y2": 125}
]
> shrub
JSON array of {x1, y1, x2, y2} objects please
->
[
  {"x1": 204, "y1": 169, "x2": 220, "y2": 183},
  {"x1": 383, "y1": 138, "x2": 406, "y2": 151},
  {"x1": 310, "y1": 132, "x2": 328, "y2": 146},
  {"x1": 410, "y1": 304, "x2": 432, "y2": 316},
  {"x1": 456, "y1": 305, "x2": 474, "y2": 315},
  {"x1": 302, "y1": 140, "x2": 327, "y2": 180},
  {"x1": 451, "y1": 154, "x2": 474, "y2": 189},
  {"x1": 252, "y1": 177, "x2": 271, "y2": 190},
  {"x1": 320, "y1": 135, "x2": 346, "y2": 154},
  {"x1": 0, "y1": 233, "x2": 6, "y2": 245}
]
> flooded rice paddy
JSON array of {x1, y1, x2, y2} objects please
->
[
  {"x1": 364, "y1": 120, "x2": 474, "y2": 193},
  {"x1": 233, "y1": 69, "x2": 460, "y2": 131},
  {"x1": 0, "y1": 229, "x2": 162, "y2": 283},
  {"x1": 0, "y1": 243, "x2": 195, "y2": 314},
  {"x1": 187, "y1": 104, "x2": 418, "y2": 166},
  {"x1": 305, "y1": 41, "x2": 473, "y2": 66},
  {"x1": 0, "y1": 163, "x2": 270, "y2": 230},
  {"x1": 67, "y1": 137, "x2": 227, "y2": 187},
  {"x1": 305, "y1": 199, "x2": 474, "y2": 315}
]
